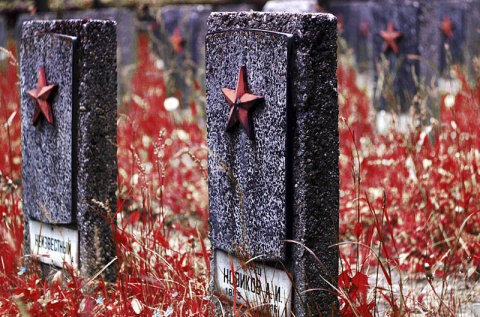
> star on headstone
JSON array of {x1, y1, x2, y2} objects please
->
[
  {"x1": 28, "y1": 66, "x2": 57, "y2": 126},
  {"x1": 380, "y1": 20, "x2": 403, "y2": 54},
  {"x1": 221, "y1": 66, "x2": 264, "y2": 140},
  {"x1": 169, "y1": 27, "x2": 185, "y2": 54},
  {"x1": 440, "y1": 15, "x2": 454, "y2": 39}
]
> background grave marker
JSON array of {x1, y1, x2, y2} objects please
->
[
  {"x1": 20, "y1": 20, "x2": 117, "y2": 281},
  {"x1": 207, "y1": 12, "x2": 339, "y2": 316}
]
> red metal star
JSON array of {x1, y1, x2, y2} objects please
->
[
  {"x1": 380, "y1": 20, "x2": 403, "y2": 54},
  {"x1": 28, "y1": 66, "x2": 57, "y2": 126},
  {"x1": 222, "y1": 66, "x2": 264, "y2": 140},
  {"x1": 169, "y1": 27, "x2": 185, "y2": 54},
  {"x1": 440, "y1": 15, "x2": 454, "y2": 39}
]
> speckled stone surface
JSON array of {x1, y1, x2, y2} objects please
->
[
  {"x1": 207, "y1": 12, "x2": 339, "y2": 316},
  {"x1": 21, "y1": 20, "x2": 117, "y2": 281},
  {"x1": 207, "y1": 29, "x2": 291, "y2": 261},
  {"x1": 21, "y1": 33, "x2": 76, "y2": 224}
]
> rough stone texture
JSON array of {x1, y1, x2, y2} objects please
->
[
  {"x1": 21, "y1": 20, "x2": 117, "y2": 281},
  {"x1": 21, "y1": 33, "x2": 76, "y2": 224},
  {"x1": 207, "y1": 30, "x2": 291, "y2": 261},
  {"x1": 371, "y1": 3, "x2": 419, "y2": 112},
  {"x1": 16, "y1": 13, "x2": 57, "y2": 45},
  {"x1": 207, "y1": 12, "x2": 339, "y2": 317}
]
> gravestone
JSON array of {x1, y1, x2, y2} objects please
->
[
  {"x1": 207, "y1": 12, "x2": 339, "y2": 317},
  {"x1": 437, "y1": 4, "x2": 465, "y2": 75},
  {"x1": 331, "y1": 3, "x2": 374, "y2": 72},
  {"x1": 371, "y1": 3, "x2": 420, "y2": 112},
  {"x1": 155, "y1": 5, "x2": 212, "y2": 107},
  {"x1": 20, "y1": 20, "x2": 117, "y2": 281}
]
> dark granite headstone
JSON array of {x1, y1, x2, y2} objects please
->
[
  {"x1": 207, "y1": 12, "x2": 339, "y2": 317},
  {"x1": 154, "y1": 5, "x2": 212, "y2": 107},
  {"x1": 371, "y1": 3, "x2": 419, "y2": 112},
  {"x1": 438, "y1": 5, "x2": 466, "y2": 75},
  {"x1": 20, "y1": 20, "x2": 117, "y2": 281},
  {"x1": 331, "y1": 2, "x2": 374, "y2": 72}
]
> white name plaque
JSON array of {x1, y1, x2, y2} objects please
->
[
  {"x1": 29, "y1": 220, "x2": 79, "y2": 268},
  {"x1": 214, "y1": 250, "x2": 292, "y2": 317}
]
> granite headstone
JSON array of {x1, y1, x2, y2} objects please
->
[
  {"x1": 371, "y1": 3, "x2": 419, "y2": 112},
  {"x1": 207, "y1": 12, "x2": 339, "y2": 317},
  {"x1": 20, "y1": 20, "x2": 117, "y2": 281},
  {"x1": 155, "y1": 5, "x2": 212, "y2": 107},
  {"x1": 331, "y1": 2, "x2": 374, "y2": 72}
]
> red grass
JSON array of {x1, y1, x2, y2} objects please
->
[{"x1": 1, "y1": 33, "x2": 480, "y2": 316}]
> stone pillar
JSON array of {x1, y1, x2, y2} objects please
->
[
  {"x1": 206, "y1": 12, "x2": 339, "y2": 317},
  {"x1": 20, "y1": 20, "x2": 117, "y2": 281}
]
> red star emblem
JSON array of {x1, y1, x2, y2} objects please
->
[
  {"x1": 380, "y1": 20, "x2": 403, "y2": 54},
  {"x1": 440, "y1": 15, "x2": 454, "y2": 39},
  {"x1": 222, "y1": 66, "x2": 264, "y2": 140},
  {"x1": 28, "y1": 66, "x2": 57, "y2": 126},
  {"x1": 169, "y1": 28, "x2": 185, "y2": 54}
]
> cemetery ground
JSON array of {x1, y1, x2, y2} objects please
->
[{"x1": 1, "y1": 31, "x2": 480, "y2": 316}]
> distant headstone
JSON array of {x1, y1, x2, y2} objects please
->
[
  {"x1": 156, "y1": 5, "x2": 212, "y2": 107},
  {"x1": 207, "y1": 12, "x2": 339, "y2": 317},
  {"x1": 437, "y1": 5, "x2": 465, "y2": 74},
  {"x1": 331, "y1": 2, "x2": 374, "y2": 72},
  {"x1": 20, "y1": 20, "x2": 117, "y2": 281},
  {"x1": 371, "y1": 3, "x2": 419, "y2": 112}
]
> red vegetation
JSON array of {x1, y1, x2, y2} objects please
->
[{"x1": 1, "y1": 33, "x2": 480, "y2": 315}]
